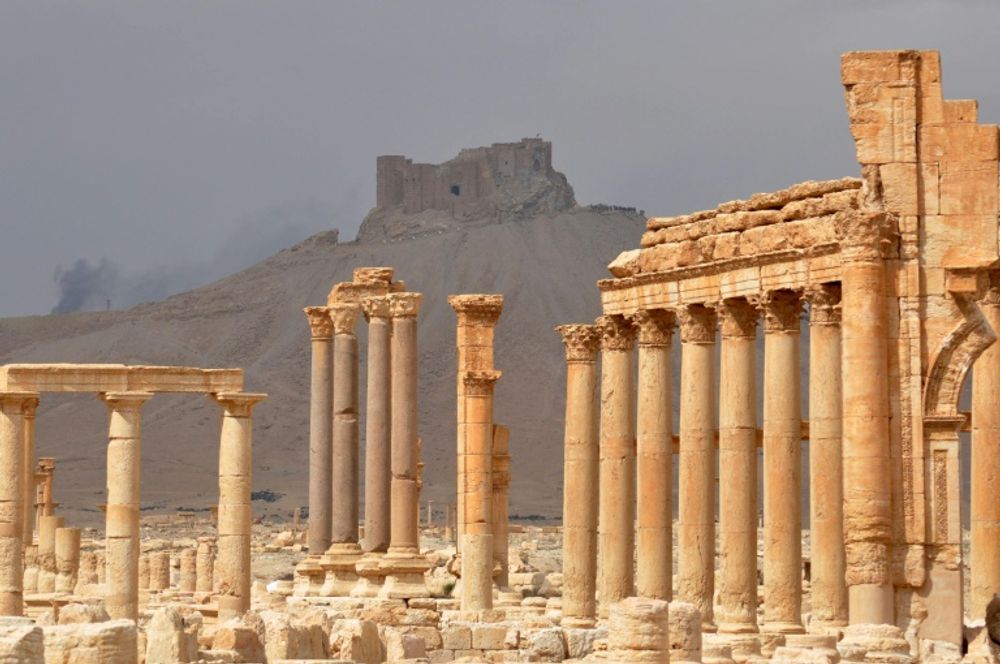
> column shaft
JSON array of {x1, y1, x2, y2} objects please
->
[
  {"x1": 762, "y1": 291, "x2": 804, "y2": 633},
  {"x1": 0, "y1": 393, "x2": 32, "y2": 615},
  {"x1": 215, "y1": 392, "x2": 266, "y2": 620},
  {"x1": 330, "y1": 303, "x2": 361, "y2": 546},
  {"x1": 304, "y1": 307, "x2": 333, "y2": 554},
  {"x1": 597, "y1": 315, "x2": 636, "y2": 612},
  {"x1": 37, "y1": 515, "x2": 62, "y2": 594},
  {"x1": 808, "y1": 285, "x2": 848, "y2": 627},
  {"x1": 677, "y1": 305, "x2": 717, "y2": 628},
  {"x1": 389, "y1": 294, "x2": 421, "y2": 553},
  {"x1": 717, "y1": 299, "x2": 759, "y2": 633},
  {"x1": 491, "y1": 425, "x2": 510, "y2": 588},
  {"x1": 54, "y1": 527, "x2": 81, "y2": 594},
  {"x1": 363, "y1": 298, "x2": 392, "y2": 553},
  {"x1": 21, "y1": 399, "x2": 37, "y2": 547},
  {"x1": 972, "y1": 291, "x2": 1000, "y2": 615}
]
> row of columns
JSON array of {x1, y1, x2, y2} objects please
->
[{"x1": 557, "y1": 282, "x2": 852, "y2": 633}]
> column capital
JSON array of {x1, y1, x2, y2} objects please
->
[
  {"x1": 0, "y1": 392, "x2": 39, "y2": 413},
  {"x1": 804, "y1": 283, "x2": 842, "y2": 326},
  {"x1": 717, "y1": 298, "x2": 758, "y2": 340},
  {"x1": 555, "y1": 324, "x2": 602, "y2": 363},
  {"x1": 837, "y1": 210, "x2": 894, "y2": 263},
  {"x1": 21, "y1": 396, "x2": 39, "y2": 418},
  {"x1": 213, "y1": 392, "x2": 267, "y2": 417},
  {"x1": 448, "y1": 294, "x2": 503, "y2": 326},
  {"x1": 361, "y1": 295, "x2": 392, "y2": 321},
  {"x1": 388, "y1": 292, "x2": 423, "y2": 318},
  {"x1": 100, "y1": 391, "x2": 154, "y2": 410},
  {"x1": 329, "y1": 303, "x2": 361, "y2": 336},
  {"x1": 759, "y1": 290, "x2": 803, "y2": 334},
  {"x1": 676, "y1": 304, "x2": 717, "y2": 344},
  {"x1": 304, "y1": 306, "x2": 334, "y2": 340},
  {"x1": 597, "y1": 314, "x2": 636, "y2": 352},
  {"x1": 462, "y1": 370, "x2": 502, "y2": 396},
  {"x1": 630, "y1": 309, "x2": 675, "y2": 348}
]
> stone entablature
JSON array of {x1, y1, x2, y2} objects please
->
[{"x1": 0, "y1": 364, "x2": 243, "y2": 394}]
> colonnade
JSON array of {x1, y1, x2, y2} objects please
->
[{"x1": 558, "y1": 281, "x2": 859, "y2": 636}]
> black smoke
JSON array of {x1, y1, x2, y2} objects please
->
[{"x1": 51, "y1": 258, "x2": 120, "y2": 314}]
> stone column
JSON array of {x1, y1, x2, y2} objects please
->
[
  {"x1": 23, "y1": 545, "x2": 38, "y2": 593},
  {"x1": 180, "y1": 548, "x2": 197, "y2": 592},
  {"x1": 148, "y1": 551, "x2": 170, "y2": 591},
  {"x1": 972, "y1": 283, "x2": 1000, "y2": 616},
  {"x1": 35, "y1": 458, "x2": 55, "y2": 533},
  {"x1": 381, "y1": 292, "x2": 430, "y2": 598},
  {"x1": 448, "y1": 295, "x2": 504, "y2": 554},
  {"x1": 491, "y1": 424, "x2": 511, "y2": 589},
  {"x1": 0, "y1": 393, "x2": 32, "y2": 615},
  {"x1": 761, "y1": 290, "x2": 804, "y2": 634},
  {"x1": 717, "y1": 298, "x2": 759, "y2": 635},
  {"x1": 54, "y1": 526, "x2": 80, "y2": 594},
  {"x1": 806, "y1": 284, "x2": 848, "y2": 628},
  {"x1": 676, "y1": 304, "x2": 717, "y2": 629},
  {"x1": 196, "y1": 537, "x2": 215, "y2": 593},
  {"x1": 138, "y1": 554, "x2": 149, "y2": 591},
  {"x1": 632, "y1": 309, "x2": 675, "y2": 601},
  {"x1": 362, "y1": 295, "x2": 392, "y2": 553},
  {"x1": 21, "y1": 397, "x2": 38, "y2": 546},
  {"x1": 597, "y1": 314, "x2": 636, "y2": 613},
  {"x1": 214, "y1": 392, "x2": 266, "y2": 620},
  {"x1": 77, "y1": 551, "x2": 97, "y2": 588},
  {"x1": 461, "y1": 370, "x2": 501, "y2": 611},
  {"x1": 840, "y1": 211, "x2": 894, "y2": 624},
  {"x1": 322, "y1": 303, "x2": 363, "y2": 594},
  {"x1": 101, "y1": 391, "x2": 152, "y2": 620},
  {"x1": 37, "y1": 515, "x2": 62, "y2": 594},
  {"x1": 304, "y1": 306, "x2": 334, "y2": 555}
]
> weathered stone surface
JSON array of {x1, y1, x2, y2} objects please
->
[{"x1": 42, "y1": 619, "x2": 138, "y2": 664}]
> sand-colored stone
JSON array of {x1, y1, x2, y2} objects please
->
[
  {"x1": 148, "y1": 551, "x2": 170, "y2": 592},
  {"x1": 195, "y1": 537, "x2": 215, "y2": 593},
  {"x1": 179, "y1": 548, "x2": 197, "y2": 593},
  {"x1": 303, "y1": 306, "x2": 333, "y2": 555},
  {"x1": 0, "y1": 392, "x2": 32, "y2": 615},
  {"x1": 53, "y1": 527, "x2": 80, "y2": 594},
  {"x1": 361, "y1": 295, "x2": 392, "y2": 554}
]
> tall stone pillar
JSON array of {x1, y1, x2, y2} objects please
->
[
  {"x1": 461, "y1": 370, "x2": 501, "y2": 611},
  {"x1": 380, "y1": 292, "x2": 430, "y2": 598},
  {"x1": 322, "y1": 303, "x2": 363, "y2": 595},
  {"x1": 806, "y1": 284, "x2": 848, "y2": 629},
  {"x1": 214, "y1": 392, "x2": 266, "y2": 620},
  {"x1": 21, "y1": 397, "x2": 38, "y2": 546},
  {"x1": 840, "y1": 211, "x2": 894, "y2": 624},
  {"x1": 54, "y1": 527, "x2": 81, "y2": 594},
  {"x1": 491, "y1": 424, "x2": 511, "y2": 589},
  {"x1": 761, "y1": 290, "x2": 804, "y2": 634},
  {"x1": 972, "y1": 283, "x2": 1000, "y2": 616},
  {"x1": 716, "y1": 298, "x2": 759, "y2": 635},
  {"x1": 676, "y1": 304, "x2": 717, "y2": 629},
  {"x1": 448, "y1": 295, "x2": 504, "y2": 554},
  {"x1": 556, "y1": 324, "x2": 601, "y2": 627},
  {"x1": 597, "y1": 314, "x2": 636, "y2": 614},
  {"x1": 304, "y1": 306, "x2": 333, "y2": 555},
  {"x1": 102, "y1": 391, "x2": 152, "y2": 620},
  {"x1": 0, "y1": 393, "x2": 33, "y2": 615},
  {"x1": 362, "y1": 295, "x2": 392, "y2": 553},
  {"x1": 632, "y1": 309, "x2": 674, "y2": 601}
]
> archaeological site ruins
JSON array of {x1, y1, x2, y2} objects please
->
[{"x1": 0, "y1": 49, "x2": 999, "y2": 663}]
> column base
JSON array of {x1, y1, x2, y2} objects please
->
[
  {"x1": 561, "y1": 615, "x2": 597, "y2": 629},
  {"x1": 293, "y1": 555, "x2": 326, "y2": 596},
  {"x1": 378, "y1": 547, "x2": 430, "y2": 599},
  {"x1": 350, "y1": 552, "x2": 386, "y2": 598},
  {"x1": 837, "y1": 623, "x2": 913, "y2": 663},
  {"x1": 319, "y1": 542, "x2": 363, "y2": 597},
  {"x1": 762, "y1": 621, "x2": 805, "y2": 635},
  {"x1": 709, "y1": 632, "x2": 761, "y2": 664}
]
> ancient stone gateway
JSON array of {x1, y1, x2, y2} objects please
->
[
  {"x1": 558, "y1": 49, "x2": 1000, "y2": 650},
  {"x1": 0, "y1": 363, "x2": 264, "y2": 620}
]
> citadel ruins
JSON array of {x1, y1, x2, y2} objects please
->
[{"x1": 0, "y1": 49, "x2": 998, "y2": 663}]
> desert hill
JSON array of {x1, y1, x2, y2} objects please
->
[{"x1": 0, "y1": 204, "x2": 646, "y2": 527}]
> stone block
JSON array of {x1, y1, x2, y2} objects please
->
[
  {"x1": 524, "y1": 627, "x2": 565, "y2": 661},
  {"x1": 42, "y1": 619, "x2": 138, "y2": 664},
  {"x1": 442, "y1": 624, "x2": 472, "y2": 650},
  {"x1": 471, "y1": 624, "x2": 507, "y2": 650},
  {"x1": 0, "y1": 618, "x2": 43, "y2": 664}
]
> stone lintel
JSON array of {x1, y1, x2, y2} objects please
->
[{"x1": 0, "y1": 364, "x2": 244, "y2": 394}]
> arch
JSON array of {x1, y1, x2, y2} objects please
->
[{"x1": 924, "y1": 293, "x2": 996, "y2": 418}]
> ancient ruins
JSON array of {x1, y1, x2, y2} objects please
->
[{"x1": 0, "y1": 48, "x2": 998, "y2": 663}]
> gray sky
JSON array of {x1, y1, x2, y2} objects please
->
[{"x1": 2, "y1": 1, "x2": 998, "y2": 316}]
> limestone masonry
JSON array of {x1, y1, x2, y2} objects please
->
[{"x1": 1, "y1": 49, "x2": 1000, "y2": 663}]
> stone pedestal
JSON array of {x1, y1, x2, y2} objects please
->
[
  {"x1": 761, "y1": 290, "x2": 804, "y2": 634},
  {"x1": 806, "y1": 284, "x2": 848, "y2": 629},
  {"x1": 0, "y1": 392, "x2": 32, "y2": 615},
  {"x1": 102, "y1": 391, "x2": 152, "y2": 620},
  {"x1": 597, "y1": 315, "x2": 636, "y2": 616},
  {"x1": 717, "y1": 298, "x2": 759, "y2": 634},
  {"x1": 362, "y1": 296, "x2": 392, "y2": 554},
  {"x1": 54, "y1": 527, "x2": 80, "y2": 594},
  {"x1": 633, "y1": 310, "x2": 675, "y2": 602},
  {"x1": 214, "y1": 392, "x2": 266, "y2": 620},
  {"x1": 677, "y1": 304, "x2": 717, "y2": 629},
  {"x1": 304, "y1": 307, "x2": 334, "y2": 556}
]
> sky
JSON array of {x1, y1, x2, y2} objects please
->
[{"x1": 1, "y1": 1, "x2": 999, "y2": 316}]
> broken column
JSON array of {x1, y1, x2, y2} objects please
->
[
  {"x1": 717, "y1": 297, "x2": 759, "y2": 635},
  {"x1": 0, "y1": 392, "x2": 33, "y2": 615},
  {"x1": 362, "y1": 295, "x2": 392, "y2": 553},
  {"x1": 102, "y1": 390, "x2": 152, "y2": 620},
  {"x1": 677, "y1": 304, "x2": 717, "y2": 629},
  {"x1": 37, "y1": 515, "x2": 62, "y2": 593},
  {"x1": 214, "y1": 392, "x2": 266, "y2": 620},
  {"x1": 633, "y1": 309, "x2": 675, "y2": 601},
  {"x1": 179, "y1": 548, "x2": 197, "y2": 593},
  {"x1": 149, "y1": 552, "x2": 170, "y2": 591},
  {"x1": 54, "y1": 526, "x2": 80, "y2": 594},
  {"x1": 35, "y1": 458, "x2": 55, "y2": 536},
  {"x1": 597, "y1": 314, "x2": 636, "y2": 614},
  {"x1": 304, "y1": 306, "x2": 334, "y2": 556},
  {"x1": 556, "y1": 324, "x2": 602, "y2": 628},
  {"x1": 138, "y1": 554, "x2": 149, "y2": 591},
  {"x1": 807, "y1": 284, "x2": 848, "y2": 629},
  {"x1": 380, "y1": 292, "x2": 429, "y2": 598},
  {"x1": 461, "y1": 370, "x2": 501, "y2": 611},
  {"x1": 196, "y1": 537, "x2": 215, "y2": 593},
  {"x1": 322, "y1": 303, "x2": 363, "y2": 595},
  {"x1": 491, "y1": 424, "x2": 511, "y2": 589},
  {"x1": 761, "y1": 289, "x2": 804, "y2": 634},
  {"x1": 607, "y1": 597, "x2": 671, "y2": 663}
]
